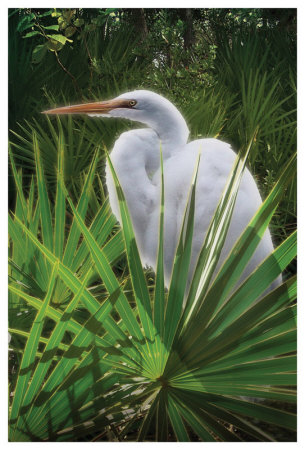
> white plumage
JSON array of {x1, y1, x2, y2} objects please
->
[
  {"x1": 44, "y1": 89, "x2": 279, "y2": 290},
  {"x1": 104, "y1": 90, "x2": 276, "y2": 288}
]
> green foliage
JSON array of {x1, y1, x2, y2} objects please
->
[
  {"x1": 9, "y1": 129, "x2": 296, "y2": 441},
  {"x1": 16, "y1": 9, "x2": 83, "y2": 59}
]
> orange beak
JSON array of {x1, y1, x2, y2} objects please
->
[{"x1": 42, "y1": 98, "x2": 132, "y2": 115}]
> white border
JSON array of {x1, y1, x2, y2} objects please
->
[{"x1": 2, "y1": 2, "x2": 303, "y2": 449}]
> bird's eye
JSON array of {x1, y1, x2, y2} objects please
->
[{"x1": 129, "y1": 100, "x2": 137, "y2": 107}]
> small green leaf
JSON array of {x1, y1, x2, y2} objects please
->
[
  {"x1": 31, "y1": 44, "x2": 47, "y2": 64},
  {"x1": 65, "y1": 26, "x2": 76, "y2": 38},
  {"x1": 23, "y1": 30, "x2": 40, "y2": 38},
  {"x1": 73, "y1": 18, "x2": 84, "y2": 27},
  {"x1": 44, "y1": 24, "x2": 59, "y2": 31},
  {"x1": 58, "y1": 16, "x2": 68, "y2": 30},
  {"x1": 46, "y1": 40, "x2": 64, "y2": 52},
  {"x1": 47, "y1": 34, "x2": 72, "y2": 45}
]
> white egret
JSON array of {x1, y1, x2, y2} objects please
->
[{"x1": 44, "y1": 90, "x2": 279, "y2": 290}]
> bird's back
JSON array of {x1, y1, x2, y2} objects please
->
[
  {"x1": 147, "y1": 138, "x2": 277, "y2": 288},
  {"x1": 107, "y1": 133, "x2": 278, "y2": 291}
]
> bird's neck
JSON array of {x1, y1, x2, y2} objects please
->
[{"x1": 145, "y1": 104, "x2": 189, "y2": 157}]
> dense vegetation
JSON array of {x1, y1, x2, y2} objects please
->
[{"x1": 8, "y1": 8, "x2": 297, "y2": 442}]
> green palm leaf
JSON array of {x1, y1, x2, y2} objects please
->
[{"x1": 9, "y1": 124, "x2": 296, "y2": 441}]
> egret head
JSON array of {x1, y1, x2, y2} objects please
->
[{"x1": 43, "y1": 90, "x2": 189, "y2": 144}]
